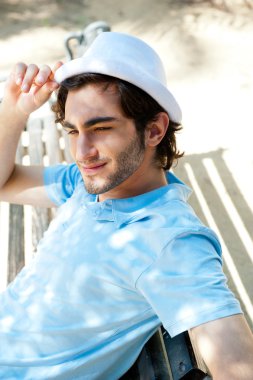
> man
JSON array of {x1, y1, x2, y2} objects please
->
[{"x1": 0, "y1": 32, "x2": 252, "y2": 379}]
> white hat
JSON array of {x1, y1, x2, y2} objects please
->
[{"x1": 55, "y1": 32, "x2": 182, "y2": 123}]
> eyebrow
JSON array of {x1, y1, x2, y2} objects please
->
[{"x1": 62, "y1": 116, "x2": 119, "y2": 130}]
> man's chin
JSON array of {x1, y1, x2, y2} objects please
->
[
  {"x1": 83, "y1": 179, "x2": 108, "y2": 195},
  {"x1": 83, "y1": 182, "x2": 100, "y2": 195}
]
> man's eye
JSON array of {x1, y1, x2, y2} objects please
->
[
  {"x1": 67, "y1": 130, "x2": 78, "y2": 135},
  {"x1": 94, "y1": 127, "x2": 111, "y2": 132}
]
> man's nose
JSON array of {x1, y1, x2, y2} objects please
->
[{"x1": 75, "y1": 134, "x2": 98, "y2": 162}]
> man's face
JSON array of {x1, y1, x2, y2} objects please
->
[{"x1": 64, "y1": 84, "x2": 149, "y2": 200}]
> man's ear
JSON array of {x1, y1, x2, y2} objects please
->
[{"x1": 145, "y1": 112, "x2": 169, "y2": 147}]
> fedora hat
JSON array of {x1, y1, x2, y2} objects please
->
[{"x1": 55, "y1": 32, "x2": 182, "y2": 123}]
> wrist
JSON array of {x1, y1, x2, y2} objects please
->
[{"x1": 0, "y1": 102, "x2": 29, "y2": 129}]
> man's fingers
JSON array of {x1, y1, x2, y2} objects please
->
[
  {"x1": 31, "y1": 80, "x2": 59, "y2": 96},
  {"x1": 20, "y1": 64, "x2": 40, "y2": 92},
  {"x1": 16, "y1": 64, "x2": 53, "y2": 93},
  {"x1": 14, "y1": 62, "x2": 28, "y2": 86},
  {"x1": 5, "y1": 62, "x2": 27, "y2": 91},
  {"x1": 34, "y1": 65, "x2": 53, "y2": 86},
  {"x1": 50, "y1": 61, "x2": 64, "y2": 81},
  {"x1": 9, "y1": 62, "x2": 59, "y2": 93},
  {"x1": 3, "y1": 62, "x2": 60, "y2": 115}
]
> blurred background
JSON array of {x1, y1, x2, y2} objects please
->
[
  {"x1": 0, "y1": 0, "x2": 253, "y2": 153},
  {"x1": 0, "y1": 0, "x2": 253, "y2": 328}
]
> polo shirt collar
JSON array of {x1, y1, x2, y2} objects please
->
[{"x1": 82, "y1": 172, "x2": 191, "y2": 226}]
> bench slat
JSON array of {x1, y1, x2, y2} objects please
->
[
  {"x1": 27, "y1": 118, "x2": 50, "y2": 250},
  {"x1": 7, "y1": 140, "x2": 25, "y2": 283},
  {"x1": 43, "y1": 115, "x2": 63, "y2": 165}
]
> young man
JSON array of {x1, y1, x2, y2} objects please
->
[{"x1": 0, "y1": 32, "x2": 252, "y2": 379}]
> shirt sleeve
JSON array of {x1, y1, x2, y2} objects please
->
[
  {"x1": 136, "y1": 232, "x2": 242, "y2": 337},
  {"x1": 43, "y1": 163, "x2": 83, "y2": 206}
]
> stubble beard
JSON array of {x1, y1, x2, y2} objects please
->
[{"x1": 83, "y1": 136, "x2": 145, "y2": 195}]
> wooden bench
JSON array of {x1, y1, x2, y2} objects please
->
[{"x1": 0, "y1": 104, "x2": 72, "y2": 288}]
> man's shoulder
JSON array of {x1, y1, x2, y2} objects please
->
[{"x1": 44, "y1": 163, "x2": 84, "y2": 206}]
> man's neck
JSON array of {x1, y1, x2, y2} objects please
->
[{"x1": 98, "y1": 166, "x2": 168, "y2": 202}]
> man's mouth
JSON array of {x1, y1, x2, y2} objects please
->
[{"x1": 78, "y1": 162, "x2": 107, "y2": 175}]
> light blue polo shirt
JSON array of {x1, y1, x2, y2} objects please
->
[{"x1": 0, "y1": 164, "x2": 242, "y2": 379}]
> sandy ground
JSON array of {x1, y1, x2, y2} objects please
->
[{"x1": 1, "y1": 1, "x2": 253, "y2": 326}]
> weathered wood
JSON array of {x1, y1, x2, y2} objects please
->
[
  {"x1": 3, "y1": 114, "x2": 67, "y2": 282},
  {"x1": 7, "y1": 204, "x2": 24, "y2": 283},
  {"x1": 7, "y1": 140, "x2": 25, "y2": 283},
  {"x1": 27, "y1": 118, "x2": 44, "y2": 165},
  {"x1": 61, "y1": 126, "x2": 73, "y2": 164},
  {"x1": 27, "y1": 118, "x2": 50, "y2": 250},
  {"x1": 43, "y1": 114, "x2": 63, "y2": 165}
]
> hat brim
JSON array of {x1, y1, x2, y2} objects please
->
[{"x1": 55, "y1": 57, "x2": 182, "y2": 124}]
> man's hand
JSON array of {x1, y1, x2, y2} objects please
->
[
  {"x1": 0, "y1": 61, "x2": 63, "y2": 206},
  {"x1": 1, "y1": 61, "x2": 63, "y2": 119}
]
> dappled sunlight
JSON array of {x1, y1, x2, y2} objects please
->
[
  {"x1": 1, "y1": 202, "x2": 161, "y2": 373},
  {"x1": 26, "y1": 302, "x2": 44, "y2": 321},
  {"x1": 176, "y1": 301, "x2": 217, "y2": 323},
  {"x1": 109, "y1": 229, "x2": 135, "y2": 249},
  {"x1": 175, "y1": 150, "x2": 253, "y2": 329},
  {"x1": 0, "y1": 315, "x2": 15, "y2": 329},
  {"x1": 176, "y1": 304, "x2": 201, "y2": 322}
]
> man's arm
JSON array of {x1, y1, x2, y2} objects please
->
[
  {"x1": 0, "y1": 61, "x2": 62, "y2": 207},
  {"x1": 191, "y1": 314, "x2": 253, "y2": 380}
]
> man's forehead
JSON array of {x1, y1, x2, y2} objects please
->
[
  {"x1": 64, "y1": 82, "x2": 123, "y2": 118},
  {"x1": 66, "y1": 81, "x2": 119, "y2": 97}
]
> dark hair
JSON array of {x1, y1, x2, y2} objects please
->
[{"x1": 52, "y1": 73, "x2": 184, "y2": 170}]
